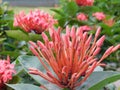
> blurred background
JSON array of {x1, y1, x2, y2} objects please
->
[
  {"x1": 2, "y1": 0, "x2": 59, "y2": 7},
  {"x1": 1, "y1": 0, "x2": 59, "y2": 14}
]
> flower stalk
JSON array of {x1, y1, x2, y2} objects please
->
[{"x1": 29, "y1": 26, "x2": 120, "y2": 90}]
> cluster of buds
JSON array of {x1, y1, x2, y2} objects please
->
[
  {"x1": 77, "y1": 13, "x2": 88, "y2": 21},
  {"x1": 79, "y1": 25, "x2": 91, "y2": 31},
  {"x1": 0, "y1": 56, "x2": 15, "y2": 89},
  {"x1": 75, "y1": 0, "x2": 94, "y2": 6},
  {"x1": 29, "y1": 26, "x2": 120, "y2": 90},
  {"x1": 76, "y1": 12, "x2": 115, "y2": 27},
  {"x1": 92, "y1": 12, "x2": 106, "y2": 21},
  {"x1": 14, "y1": 9, "x2": 57, "y2": 34}
]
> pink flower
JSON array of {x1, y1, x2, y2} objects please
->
[
  {"x1": 75, "y1": 0, "x2": 94, "y2": 6},
  {"x1": 103, "y1": 19, "x2": 115, "y2": 27},
  {"x1": 77, "y1": 13, "x2": 88, "y2": 21},
  {"x1": 93, "y1": 12, "x2": 106, "y2": 21},
  {"x1": 29, "y1": 27, "x2": 120, "y2": 89},
  {"x1": 79, "y1": 25, "x2": 92, "y2": 31},
  {"x1": 0, "y1": 56, "x2": 15, "y2": 89},
  {"x1": 14, "y1": 10, "x2": 57, "y2": 34}
]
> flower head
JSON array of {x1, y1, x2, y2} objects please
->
[
  {"x1": 0, "y1": 56, "x2": 15, "y2": 88},
  {"x1": 79, "y1": 25, "x2": 92, "y2": 31},
  {"x1": 77, "y1": 13, "x2": 88, "y2": 21},
  {"x1": 75, "y1": 0, "x2": 94, "y2": 6},
  {"x1": 14, "y1": 9, "x2": 57, "y2": 34},
  {"x1": 103, "y1": 19, "x2": 115, "y2": 27},
  {"x1": 29, "y1": 26, "x2": 120, "y2": 89},
  {"x1": 93, "y1": 12, "x2": 106, "y2": 21}
]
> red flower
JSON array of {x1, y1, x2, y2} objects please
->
[
  {"x1": 75, "y1": 0, "x2": 94, "y2": 6},
  {"x1": 77, "y1": 13, "x2": 88, "y2": 21},
  {"x1": 29, "y1": 27, "x2": 120, "y2": 89},
  {"x1": 14, "y1": 10, "x2": 57, "y2": 34},
  {"x1": 0, "y1": 56, "x2": 15, "y2": 89},
  {"x1": 93, "y1": 12, "x2": 106, "y2": 21}
]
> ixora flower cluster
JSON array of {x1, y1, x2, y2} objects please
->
[
  {"x1": 14, "y1": 9, "x2": 57, "y2": 34},
  {"x1": 75, "y1": 0, "x2": 94, "y2": 6},
  {"x1": 76, "y1": 12, "x2": 114, "y2": 27},
  {"x1": 92, "y1": 12, "x2": 106, "y2": 21},
  {"x1": 29, "y1": 26, "x2": 120, "y2": 90},
  {"x1": 0, "y1": 56, "x2": 15, "y2": 89}
]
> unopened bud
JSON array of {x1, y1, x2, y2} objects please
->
[
  {"x1": 85, "y1": 34, "x2": 92, "y2": 46},
  {"x1": 66, "y1": 26, "x2": 70, "y2": 36},
  {"x1": 95, "y1": 27, "x2": 101, "y2": 38},
  {"x1": 96, "y1": 35, "x2": 105, "y2": 47},
  {"x1": 41, "y1": 32, "x2": 48, "y2": 42},
  {"x1": 70, "y1": 26, "x2": 76, "y2": 38},
  {"x1": 29, "y1": 41, "x2": 38, "y2": 48},
  {"x1": 104, "y1": 46, "x2": 114, "y2": 55},
  {"x1": 30, "y1": 46, "x2": 39, "y2": 56},
  {"x1": 37, "y1": 41, "x2": 45, "y2": 49},
  {"x1": 93, "y1": 47, "x2": 101, "y2": 56},
  {"x1": 112, "y1": 44, "x2": 120, "y2": 52}
]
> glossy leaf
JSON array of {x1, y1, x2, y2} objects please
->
[
  {"x1": 7, "y1": 84, "x2": 42, "y2": 90},
  {"x1": 6, "y1": 30, "x2": 42, "y2": 41},
  {"x1": 63, "y1": 1, "x2": 78, "y2": 16},
  {"x1": 77, "y1": 71, "x2": 120, "y2": 90},
  {"x1": 16, "y1": 55, "x2": 48, "y2": 85}
]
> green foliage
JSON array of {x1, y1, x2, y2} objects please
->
[
  {"x1": 8, "y1": 55, "x2": 120, "y2": 90},
  {"x1": 1, "y1": 0, "x2": 120, "y2": 90},
  {"x1": 51, "y1": 1, "x2": 79, "y2": 27},
  {"x1": 7, "y1": 84, "x2": 42, "y2": 90},
  {"x1": 0, "y1": 2, "x2": 14, "y2": 31},
  {"x1": 86, "y1": 71, "x2": 120, "y2": 90},
  {"x1": 6, "y1": 30, "x2": 42, "y2": 41},
  {"x1": 0, "y1": 2, "x2": 20, "y2": 59}
]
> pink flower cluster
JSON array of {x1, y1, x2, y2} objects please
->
[
  {"x1": 79, "y1": 25, "x2": 91, "y2": 31},
  {"x1": 77, "y1": 13, "x2": 88, "y2": 21},
  {"x1": 93, "y1": 12, "x2": 106, "y2": 21},
  {"x1": 0, "y1": 56, "x2": 15, "y2": 88},
  {"x1": 14, "y1": 10, "x2": 57, "y2": 34},
  {"x1": 29, "y1": 26, "x2": 120, "y2": 89},
  {"x1": 75, "y1": 0, "x2": 94, "y2": 6}
]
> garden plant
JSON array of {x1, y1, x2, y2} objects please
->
[{"x1": 0, "y1": 0, "x2": 120, "y2": 90}]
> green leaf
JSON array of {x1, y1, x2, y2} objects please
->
[
  {"x1": 58, "y1": 18, "x2": 67, "y2": 27},
  {"x1": 16, "y1": 55, "x2": 47, "y2": 85},
  {"x1": 6, "y1": 30, "x2": 42, "y2": 41},
  {"x1": 85, "y1": 71, "x2": 120, "y2": 90},
  {"x1": 8, "y1": 76, "x2": 21, "y2": 84},
  {"x1": 6, "y1": 30, "x2": 29, "y2": 41},
  {"x1": 7, "y1": 84, "x2": 42, "y2": 90},
  {"x1": 0, "y1": 51, "x2": 20, "y2": 58},
  {"x1": 14, "y1": 59, "x2": 24, "y2": 75},
  {"x1": 0, "y1": 38, "x2": 6, "y2": 42},
  {"x1": 63, "y1": 1, "x2": 78, "y2": 16},
  {"x1": 51, "y1": 9, "x2": 64, "y2": 16},
  {"x1": 111, "y1": 0, "x2": 120, "y2": 4},
  {"x1": 16, "y1": 55, "x2": 61, "y2": 90}
]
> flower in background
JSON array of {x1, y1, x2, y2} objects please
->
[
  {"x1": 79, "y1": 25, "x2": 92, "y2": 31},
  {"x1": 103, "y1": 19, "x2": 115, "y2": 27},
  {"x1": 75, "y1": 0, "x2": 94, "y2": 6},
  {"x1": 77, "y1": 13, "x2": 88, "y2": 21},
  {"x1": 0, "y1": 56, "x2": 15, "y2": 89},
  {"x1": 93, "y1": 12, "x2": 106, "y2": 21},
  {"x1": 29, "y1": 26, "x2": 120, "y2": 89},
  {"x1": 14, "y1": 9, "x2": 57, "y2": 34}
]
